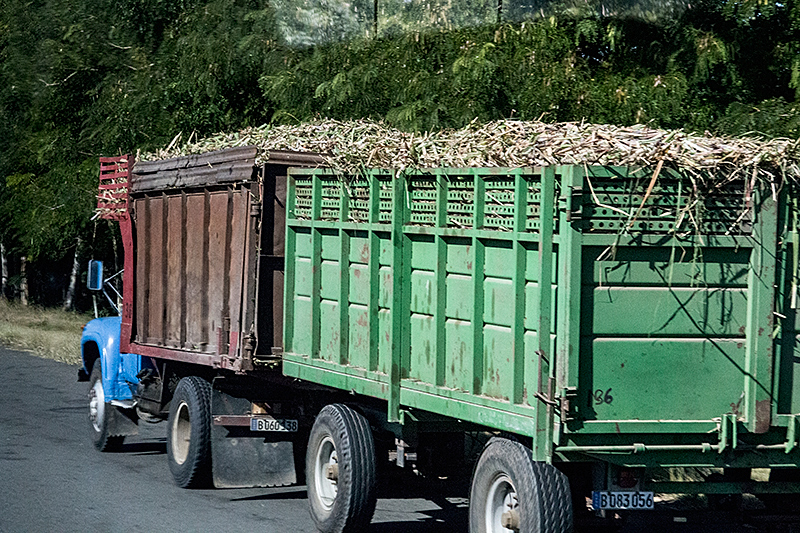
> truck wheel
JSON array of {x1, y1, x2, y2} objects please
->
[
  {"x1": 306, "y1": 404, "x2": 377, "y2": 533},
  {"x1": 469, "y1": 438, "x2": 573, "y2": 533},
  {"x1": 88, "y1": 360, "x2": 124, "y2": 452},
  {"x1": 167, "y1": 376, "x2": 213, "y2": 489}
]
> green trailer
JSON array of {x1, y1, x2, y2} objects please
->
[{"x1": 281, "y1": 163, "x2": 799, "y2": 528}]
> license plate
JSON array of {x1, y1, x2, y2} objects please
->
[
  {"x1": 592, "y1": 491, "x2": 654, "y2": 510},
  {"x1": 250, "y1": 418, "x2": 298, "y2": 432}
]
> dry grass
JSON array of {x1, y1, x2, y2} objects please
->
[{"x1": 0, "y1": 299, "x2": 88, "y2": 365}]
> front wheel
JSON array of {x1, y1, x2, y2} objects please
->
[
  {"x1": 88, "y1": 360, "x2": 124, "y2": 452},
  {"x1": 306, "y1": 404, "x2": 377, "y2": 533},
  {"x1": 469, "y1": 438, "x2": 573, "y2": 533},
  {"x1": 167, "y1": 376, "x2": 213, "y2": 488}
]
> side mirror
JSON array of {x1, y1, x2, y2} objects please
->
[{"x1": 87, "y1": 260, "x2": 104, "y2": 291}]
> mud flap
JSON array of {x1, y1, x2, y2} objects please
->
[
  {"x1": 210, "y1": 383, "x2": 299, "y2": 489},
  {"x1": 107, "y1": 405, "x2": 139, "y2": 437}
]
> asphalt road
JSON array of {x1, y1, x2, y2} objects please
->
[
  {"x1": 0, "y1": 346, "x2": 468, "y2": 533},
  {"x1": 2, "y1": 345, "x2": 799, "y2": 533}
]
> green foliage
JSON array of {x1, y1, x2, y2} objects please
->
[
  {"x1": 259, "y1": 5, "x2": 800, "y2": 133},
  {"x1": 3, "y1": 160, "x2": 96, "y2": 261},
  {"x1": 716, "y1": 98, "x2": 800, "y2": 138},
  {"x1": 1, "y1": 0, "x2": 799, "y2": 306},
  {"x1": 260, "y1": 19, "x2": 689, "y2": 130}
]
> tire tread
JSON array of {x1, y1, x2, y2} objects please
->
[
  {"x1": 469, "y1": 437, "x2": 573, "y2": 533},
  {"x1": 89, "y1": 360, "x2": 125, "y2": 452},
  {"x1": 167, "y1": 376, "x2": 213, "y2": 489},
  {"x1": 307, "y1": 403, "x2": 377, "y2": 533},
  {"x1": 533, "y1": 462, "x2": 573, "y2": 533}
]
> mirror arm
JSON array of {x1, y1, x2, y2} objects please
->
[
  {"x1": 102, "y1": 288, "x2": 120, "y2": 315},
  {"x1": 104, "y1": 269, "x2": 123, "y2": 283}
]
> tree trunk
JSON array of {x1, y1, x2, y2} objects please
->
[
  {"x1": 63, "y1": 235, "x2": 82, "y2": 311},
  {"x1": 0, "y1": 242, "x2": 7, "y2": 300},
  {"x1": 20, "y1": 256, "x2": 28, "y2": 306}
]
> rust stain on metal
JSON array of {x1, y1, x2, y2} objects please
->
[
  {"x1": 353, "y1": 334, "x2": 365, "y2": 349},
  {"x1": 755, "y1": 399, "x2": 771, "y2": 434},
  {"x1": 228, "y1": 330, "x2": 239, "y2": 357}
]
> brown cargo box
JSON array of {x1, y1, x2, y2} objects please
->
[{"x1": 127, "y1": 147, "x2": 324, "y2": 372}]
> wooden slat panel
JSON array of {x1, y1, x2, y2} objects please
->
[
  {"x1": 146, "y1": 196, "x2": 164, "y2": 344},
  {"x1": 134, "y1": 197, "x2": 149, "y2": 343},
  {"x1": 227, "y1": 189, "x2": 246, "y2": 341},
  {"x1": 165, "y1": 194, "x2": 183, "y2": 347},
  {"x1": 207, "y1": 191, "x2": 229, "y2": 353},
  {"x1": 184, "y1": 192, "x2": 207, "y2": 350}
]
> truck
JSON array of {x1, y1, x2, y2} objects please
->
[{"x1": 80, "y1": 141, "x2": 800, "y2": 532}]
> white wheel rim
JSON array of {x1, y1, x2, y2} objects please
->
[
  {"x1": 314, "y1": 436, "x2": 338, "y2": 510},
  {"x1": 171, "y1": 401, "x2": 192, "y2": 465},
  {"x1": 486, "y1": 473, "x2": 519, "y2": 533},
  {"x1": 89, "y1": 378, "x2": 105, "y2": 433}
]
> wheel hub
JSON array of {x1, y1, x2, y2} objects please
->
[
  {"x1": 89, "y1": 379, "x2": 105, "y2": 432},
  {"x1": 325, "y1": 463, "x2": 339, "y2": 481},
  {"x1": 500, "y1": 509, "x2": 520, "y2": 530},
  {"x1": 314, "y1": 436, "x2": 338, "y2": 510},
  {"x1": 486, "y1": 474, "x2": 520, "y2": 533},
  {"x1": 171, "y1": 401, "x2": 192, "y2": 465}
]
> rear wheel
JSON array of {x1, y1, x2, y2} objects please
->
[
  {"x1": 167, "y1": 376, "x2": 213, "y2": 488},
  {"x1": 469, "y1": 438, "x2": 573, "y2": 533},
  {"x1": 306, "y1": 404, "x2": 377, "y2": 533},
  {"x1": 88, "y1": 360, "x2": 124, "y2": 452}
]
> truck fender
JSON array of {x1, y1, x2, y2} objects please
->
[{"x1": 80, "y1": 316, "x2": 126, "y2": 402}]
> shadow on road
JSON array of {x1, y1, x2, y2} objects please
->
[
  {"x1": 231, "y1": 489, "x2": 308, "y2": 501},
  {"x1": 119, "y1": 438, "x2": 167, "y2": 456}
]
